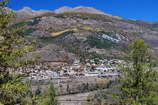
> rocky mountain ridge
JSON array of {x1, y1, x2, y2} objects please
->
[
  {"x1": 15, "y1": 7, "x2": 53, "y2": 19},
  {"x1": 15, "y1": 6, "x2": 122, "y2": 20},
  {"x1": 54, "y1": 6, "x2": 106, "y2": 15}
]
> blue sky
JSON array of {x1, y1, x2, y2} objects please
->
[{"x1": 8, "y1": 0, "x2": 158, "y2": 22}]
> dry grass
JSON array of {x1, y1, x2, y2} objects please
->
[{"x1": 50, "y1": 28, "x2": 79, "y2": 37}]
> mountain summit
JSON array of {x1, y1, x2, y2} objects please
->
[
  {"x1": 16, "y1": 7, "x2": 51, "y2": 19},
  {"x1": 54, "y1": 6, "x2": 106, "y2": 15},
  {"x1": 54, "y1": 6, "x2": 73, "y2": 13}
]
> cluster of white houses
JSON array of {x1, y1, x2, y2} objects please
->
[
  {"x1": 23, "y1": 58, "x2": 126, "y2": 81},
  {"x1": 59, "y1": 59, "x2": 124, "y2": 78}
]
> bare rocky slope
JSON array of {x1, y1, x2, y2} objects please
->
[{"x1": 14, "y1": 6, "x2": 158, "y2": 62}]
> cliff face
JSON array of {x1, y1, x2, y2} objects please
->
[{"x1": 14, "y1": 6, "x2": 158, "y2": 62}]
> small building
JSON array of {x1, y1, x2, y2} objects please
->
[
  {"x1": 96, "y1": 67, "x2": 108, "y2": 72},
  {"x1": 85, "y1": 72, "x2": 99, "y2": 77}
]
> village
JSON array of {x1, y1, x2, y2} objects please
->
[{"x1": 19, "y1": 58, "x2": 126, "y2": 81}]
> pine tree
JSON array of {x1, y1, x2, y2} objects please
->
[
  {"x1": 106, "y1": 39, "x2": 158, "y2": 105},
  {"x1": 39, "y1": 84, "x2": 57, "y2": 105},
  {"x1": 21, "y1": 84, "x2": 57, "y2": 105},
  {"x1": 0, "y1": 0, "x2": 34, "y2": 104}
]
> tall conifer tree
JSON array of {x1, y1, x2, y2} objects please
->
[{"x1": 0, "y1": 0, "x2": 33, "y2": 104}]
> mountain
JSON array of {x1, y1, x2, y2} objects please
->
[
  {"x1": 15, "y1": 6, "x2": 122, "y2": 20},
  {"x1": 14, "y1": 6, "x2": 158, "y2": 62},
  {"x1": 54, "y1": 6, "x2": 73, "y2": 14},
  {"x1": 54, "y1": 6, "x2": 106, "y2": 15},
  {"x1": 16, "y1": 7, "x2": 52, "y2": 19}
]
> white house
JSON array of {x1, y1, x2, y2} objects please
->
[{"x1": 85, "y1": 72, "x2": 99, "y2": 77}]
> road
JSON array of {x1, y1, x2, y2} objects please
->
[{"x1": 57, "y1": 90, "x2": 98, "y2": 105}]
